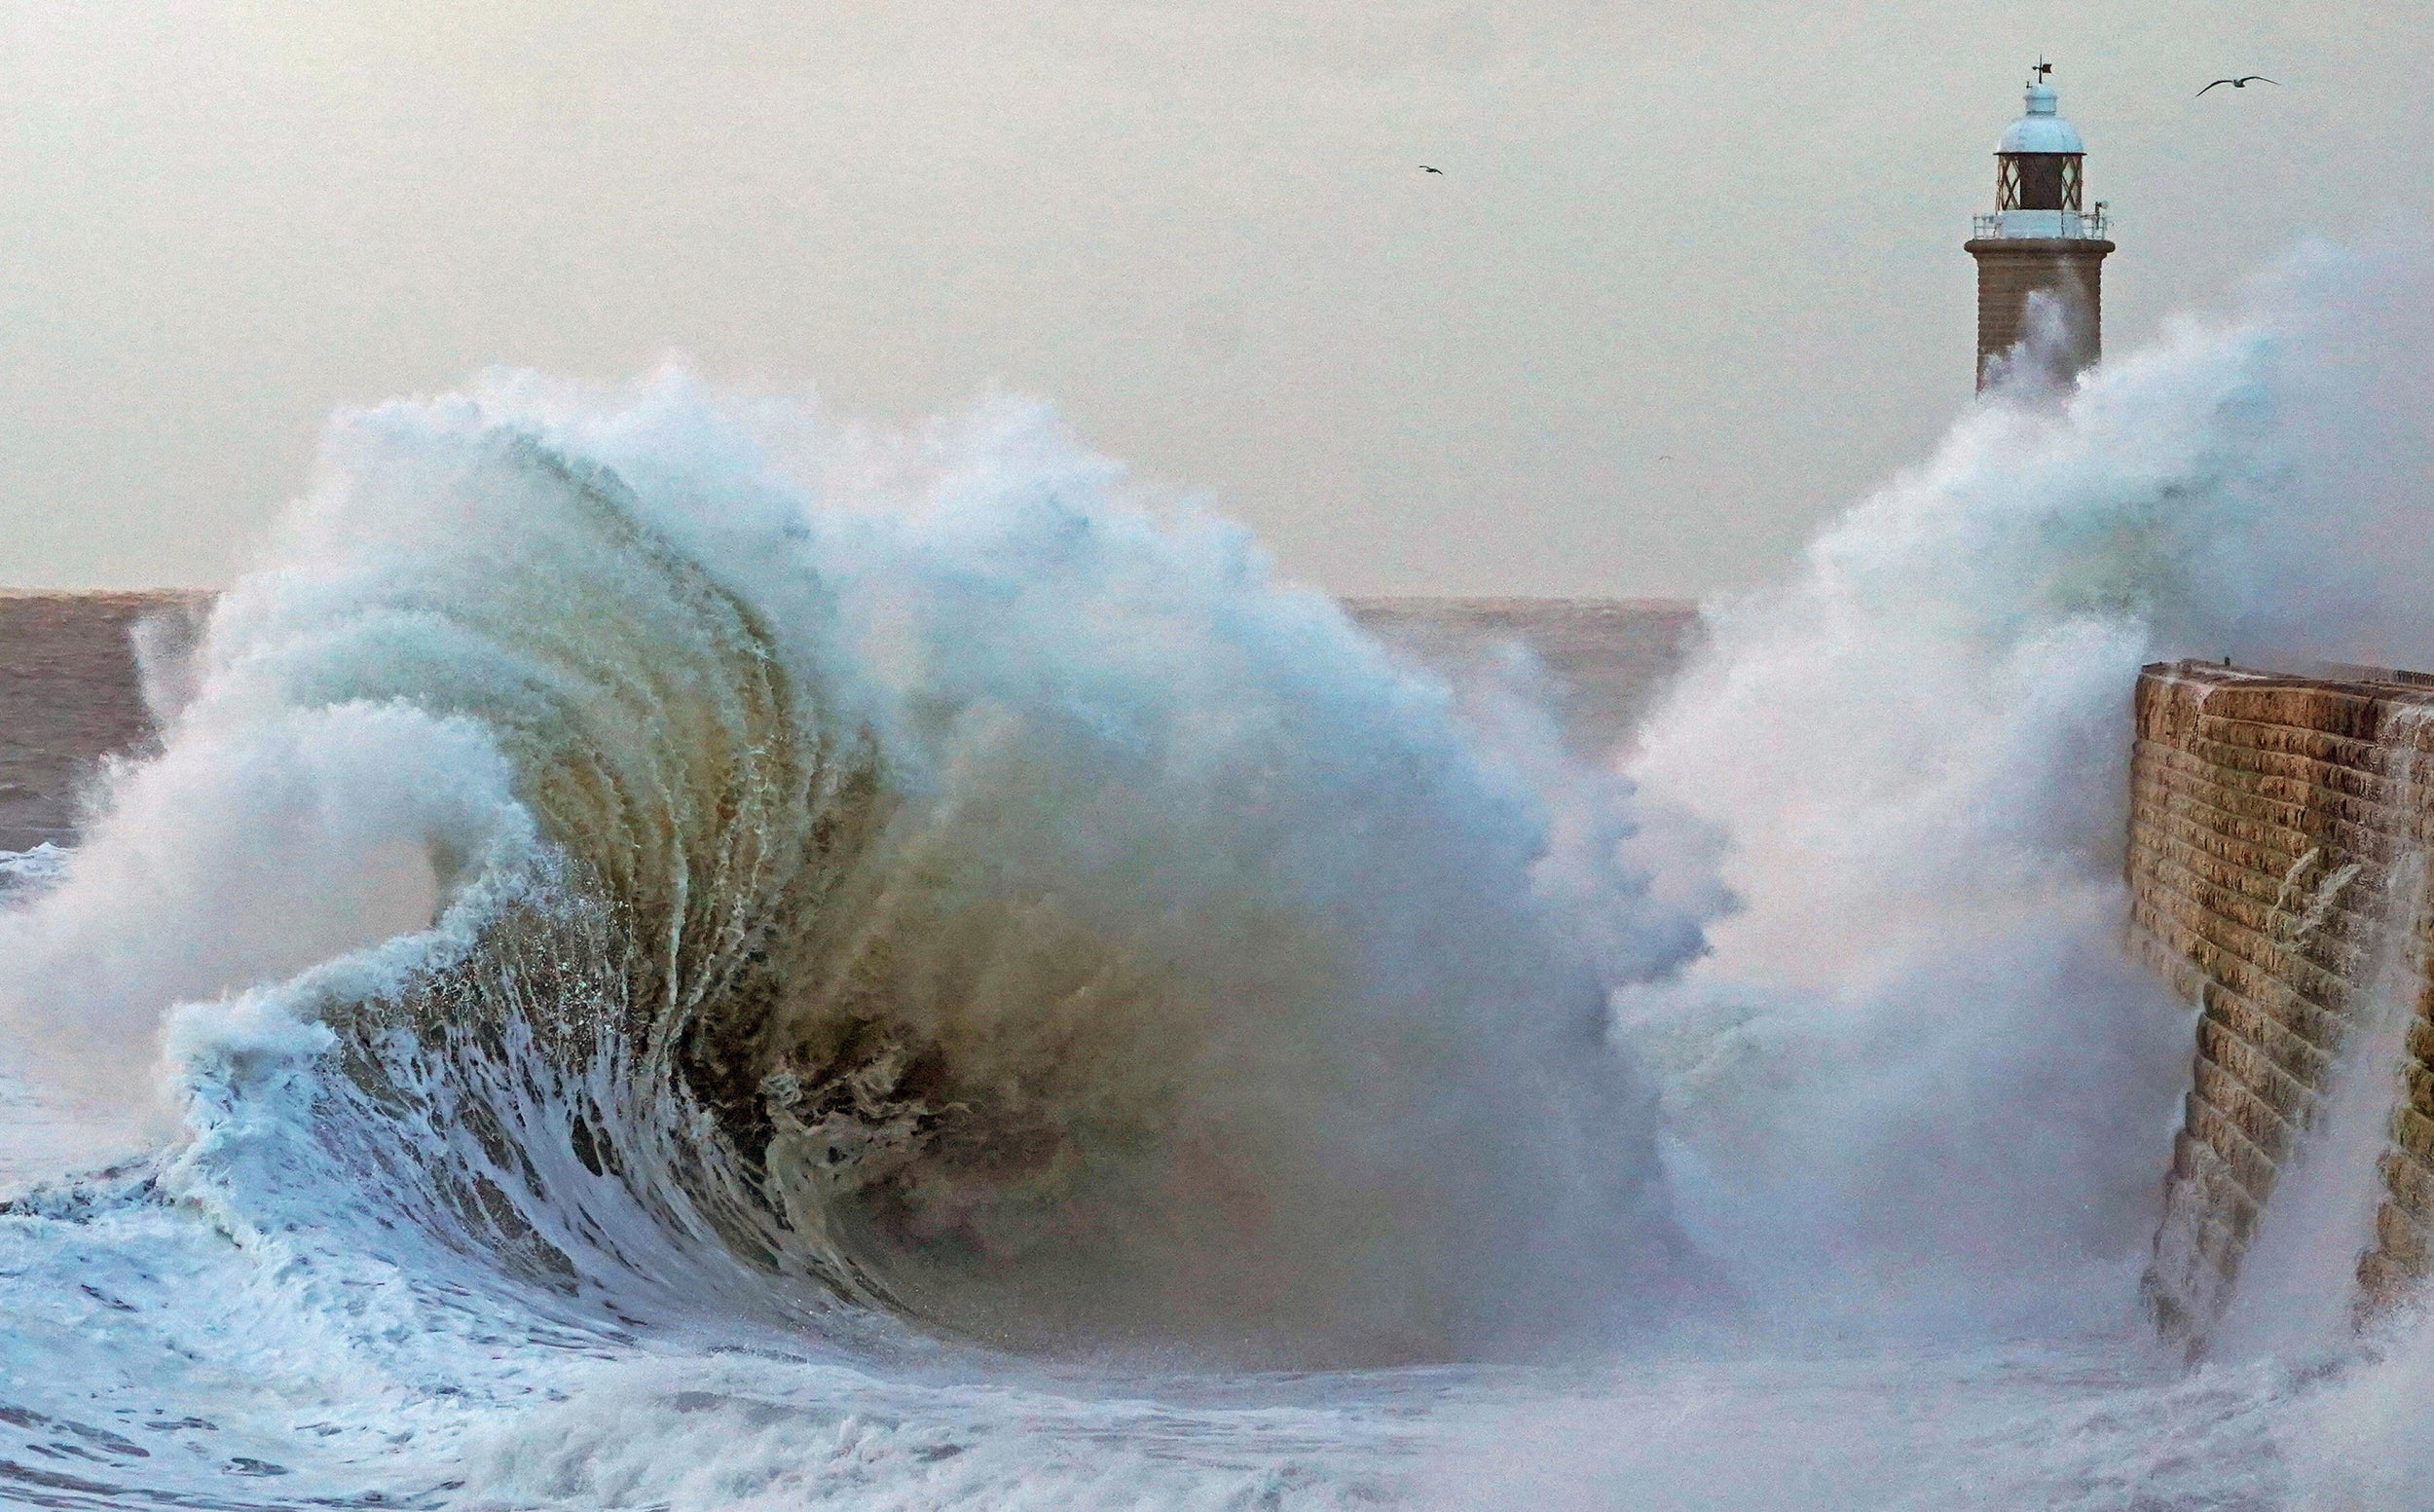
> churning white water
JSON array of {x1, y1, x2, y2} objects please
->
[{"x1": 3, "y1": 237, "x2": 2433, "y2": 1509}]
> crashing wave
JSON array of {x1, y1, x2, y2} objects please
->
[{"x1": 0, "y1": 377, "x2": 1702, "y2": 1367}]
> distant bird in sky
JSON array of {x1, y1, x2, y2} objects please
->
[
  {"x1": 2196, "y1": 75, "x2": 2278, "y2": 95},
  {"x1": 1420, "y1": 165, "x2": 1444, "y2": 174}
]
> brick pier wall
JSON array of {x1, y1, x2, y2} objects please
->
[{"x1": 2132, "y1": 660, "x2": 2434, "y2": 1345}]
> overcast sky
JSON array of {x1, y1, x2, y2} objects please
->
[{"x1": 2, "y1": 1, "x2": 2427, "y2": 597}]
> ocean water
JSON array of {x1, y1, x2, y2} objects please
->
[
  {"x1": 1346, "y1": 598, "x2": 1702, "y2": 759},
  {"x1": 4, "y1": 238, "x2": 2433, "y2": 1510}
]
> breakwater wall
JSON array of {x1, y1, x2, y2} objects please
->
[{"x1": 2132, "y1": 660, "x2": 2434, "y2": 1346}]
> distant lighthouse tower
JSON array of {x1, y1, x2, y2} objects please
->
[{"x1": 1967, "y1": 63, "x2": 2115, "y2": 390}]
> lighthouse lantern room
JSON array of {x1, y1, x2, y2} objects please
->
[{"x1": 1966, "y1": 64, "x2": 2116, "y2": 389}]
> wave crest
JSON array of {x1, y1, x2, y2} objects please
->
[{"x1": 5, "y1": 376, "x2": 1699, "y2": 1365}]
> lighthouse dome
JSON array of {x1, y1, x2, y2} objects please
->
[{"x1": 1999, "y1": 83, "x2": 2085, "y2": 154}]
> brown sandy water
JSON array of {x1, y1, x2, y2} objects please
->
[{"x1": 0, "y1": 591, "x2": 1701, "y2": 1204}]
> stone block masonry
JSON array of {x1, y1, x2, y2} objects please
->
[
  {"x1": 1965, "y1": 238, "x2": 2111, "y2": 387},
  {"x1": 2132, "y1": 660, "x2": 2434, "y2": 1346}
]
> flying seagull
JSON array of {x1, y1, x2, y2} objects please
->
[
  {"x1": 2196, "y1": 75, "x2": 2278, "y2": 95},
  {"x1": 1420, "y1": 165, "x2": 1444, "y2": 174}
]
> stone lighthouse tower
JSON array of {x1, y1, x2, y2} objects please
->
[{"x1": 1966, "y1": 65, "x2": 2115, "y2": 389}]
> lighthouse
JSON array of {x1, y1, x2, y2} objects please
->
[{"x1": 1966, "y1": 65, "x2": 2115, "y2": 390}]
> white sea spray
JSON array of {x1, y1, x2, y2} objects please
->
[{"x1": 2, "y1": 237, "x2": 2431, "y2": 1508}]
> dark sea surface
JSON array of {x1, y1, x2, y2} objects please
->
[
  {"x1": 1346, "y1": 597, "x2": 1702, "y2": 757},
  {"x1": 0, "y1": 592, "x2": 202, "y2": 851}
]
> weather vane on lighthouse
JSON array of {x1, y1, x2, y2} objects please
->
[{"x1": 1965, "y1": 60, "x2": 2116, "y2": 391}]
